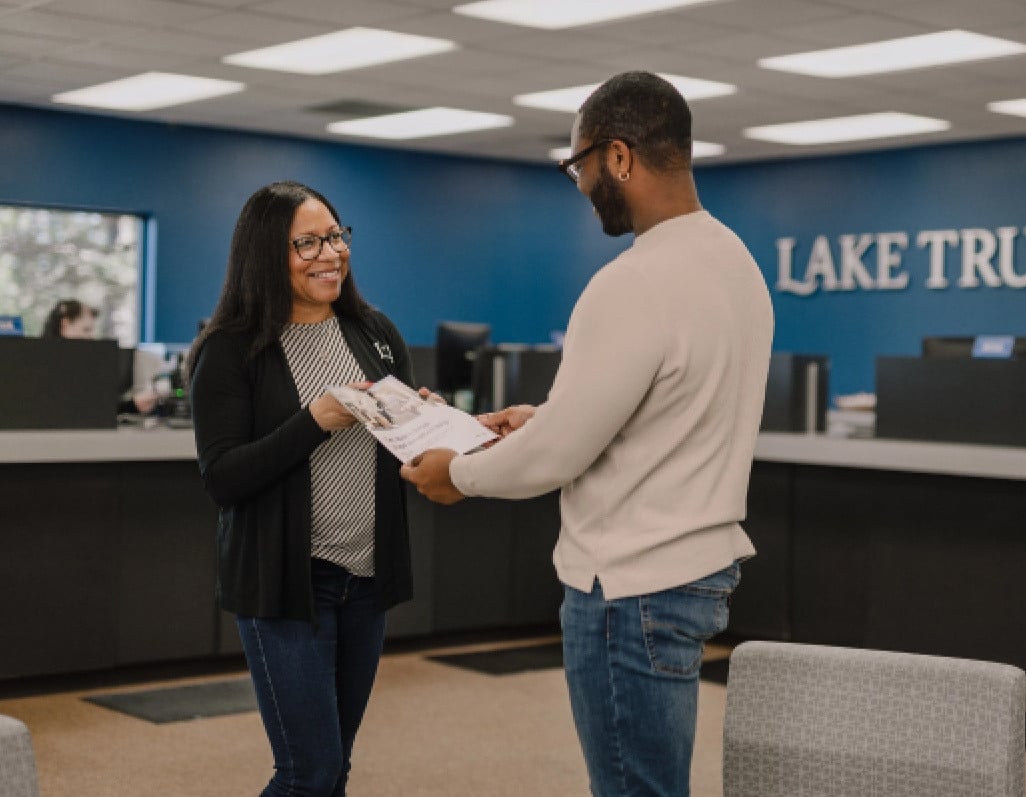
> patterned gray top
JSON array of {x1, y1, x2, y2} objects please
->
[{"x1": 280, "y1": 317, "x2": 376, "y2": 576}]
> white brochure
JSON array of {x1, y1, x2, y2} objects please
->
[{"x1": 327, "y1": 375, "x2": 497, "y2": 463}]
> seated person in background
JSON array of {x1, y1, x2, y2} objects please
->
[
  {"x1": 41, "y1": 298, "x2": 159, "y2": 414},
  {"x1": 40, "y1": 299, "x2": 98, "y2": 339}
]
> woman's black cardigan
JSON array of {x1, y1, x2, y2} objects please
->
[{"x1": 190, "y1": 309, "x2": 414, "y2": 621}]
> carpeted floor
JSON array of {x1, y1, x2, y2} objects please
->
[{"x1": 0, "y1": 634, "x2": 733, "y2": 797}]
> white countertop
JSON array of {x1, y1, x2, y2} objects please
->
[
  {"x1": 755, "y1": 432, "x2": 1026, "y2": 482},
  {"x1": 0, "y1": 427, "x2": 197, "y2": 463},
  {"x1": 1, "y1": 428, "x2": 1025, "y2": 481}
]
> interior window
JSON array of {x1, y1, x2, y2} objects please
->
[{"x1": 0, "y1": 204, "x2": 145, "y2": 346}]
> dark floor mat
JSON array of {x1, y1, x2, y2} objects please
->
[
  {"x1": 84, "y1": 677, "x2": 257, "y2": 723},
  {"x1": 429, "y1": 642, "x2": 564, "y2": 675},
  {"x1": 430, "y1": 641, "x2": 733, "y2": 683}
]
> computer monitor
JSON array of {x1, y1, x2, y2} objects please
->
[
  {"x1": 118, "y1": 347, "x2": 135, "y2": 395},
  {"x1": 0, "y1": 337, "x2": 119, "y2": 429},
  {"x1": 922, "y1": 336, "x2": 1026, "y2": 359},
  {"x1": 435, "y1": 321, "x2": 491, "y2": 400}
]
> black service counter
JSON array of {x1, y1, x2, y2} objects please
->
[{"x1": 3, "y1": 430, "x2": 1026, "y2": 680}]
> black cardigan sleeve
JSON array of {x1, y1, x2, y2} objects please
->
[{"x1": 190, "y1": 332, "x2": 327, "y2": 508}]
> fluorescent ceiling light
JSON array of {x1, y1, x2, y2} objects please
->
[
  {"x1": 454, "y1": 0, "x2": 722, "y2": 30},
  {"x1": 549, "y1": 146, "x2": 572, "y2": 161},
  {"x1": 515, "y1": 74, "x2": 736, "y2": 113},
  {"x1": 744, "y1": 112, "x2": 950, "y2": 145},
  {"x1": 328, "y1": 108, "x2": 514, "y2": 140},
  {"x1": 224, "y1": 27, "x2": 456, "y2": 75},
  {"x1": 987, "y1": 98, "x2": 1026, "y2": 118},
  {"x1": 692, "y1": 141, "x2": 725, "y2": 158},
  {"x1": 52, "y1": 72, "x2": 244, "y2": 111},
  {"x1": 758, "y1": 30, "x2": 1026, "y2": 78}
]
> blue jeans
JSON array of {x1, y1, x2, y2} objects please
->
[
  {"x1": 560, "y1": 562, "x2": 740, "y2": 797},
  {"x1": 236, "y1": 558, "x2": 387, "y2": 797}
]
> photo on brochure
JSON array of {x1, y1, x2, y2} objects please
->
[{"x1": 327, "y1": 376, "x2": 497, "y2": 463}]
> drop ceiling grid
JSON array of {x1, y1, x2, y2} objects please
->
[{"x1": 0, "y1": 0, "x2": 1022, "y2": 164}]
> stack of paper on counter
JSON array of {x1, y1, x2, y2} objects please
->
[{"x1": 327, "y1": 375, "x2": 497, "y2": 463}]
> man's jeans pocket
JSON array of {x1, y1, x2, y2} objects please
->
[{"x1": 640, "y1": 562, "x2": 740, "y2": 676}]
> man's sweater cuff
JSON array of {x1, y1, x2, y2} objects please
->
[{"x1": 449, "y1": 454, "x2": 479, "y2": 497}]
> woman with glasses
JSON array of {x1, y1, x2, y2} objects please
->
[{"x1": 188, "y1": 180, "x2": 415, "y2": 796}]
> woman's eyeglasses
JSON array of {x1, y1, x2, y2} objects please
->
[{"x1": 291, "y1": 227, "x2": 353, "y2": 261}]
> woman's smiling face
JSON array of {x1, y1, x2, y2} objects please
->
[{"x1": 287, "y1": 197, "x2": 350, "y2": 323}]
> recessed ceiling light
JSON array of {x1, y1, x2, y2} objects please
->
[
  {"x1": 744, "y1": 113, "x2": 950, "y2": 145},
  {"x1": 454, "y1": 0, "x2": 724, "y2": 30},
  {"x1": 224, "y1": 27, "x2": 457, "y2": 75},
  {"x1": 327, "y1": 108, "x2": 514, "y2": 140},
  {"x1": 515, "y1": 74, "x2": 736, "y2": 113},
  {"x1": 987, "y1": 98, "x2": 1026, "y2": 118},
  {"x1": 52, "y1": 72, "x2": 244, "y2": 111},
  {"x1": 692, "y1": 141, "x2": 725, "y2": 158},
  {"x1": 758, "y1": 30, "x2": 1026, "y2": 78}
]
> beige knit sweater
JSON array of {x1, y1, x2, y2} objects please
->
[{"x1": 450, "y1": 210, "x2": 774, "y2": 599}]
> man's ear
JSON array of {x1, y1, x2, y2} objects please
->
[{"x1": 609, "y1": 140, "x2": 633, "y2": 180}]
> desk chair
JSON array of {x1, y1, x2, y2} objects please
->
[
  {"x1": 0, "y1": 714, "x2": 39, "y2": 797},
  {"x1": 722, "y1": 641, "x2": 1026, "y2": 796}
]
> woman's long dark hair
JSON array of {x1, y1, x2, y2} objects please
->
[
  {"x1": 41, "y1": 299, "x2": 97, "y2": 338},
  {"x1": 188, "y1": 180, "x2": 370, "y2": 377}
]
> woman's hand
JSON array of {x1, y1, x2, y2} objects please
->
[
  {"x1": 309, "y1": 391, "x2": 360, "y2": 431},
  {"x1": 131, "y1": 387, "x2": 160, "y2": 415},
  {"x1": 418, "y1": 387, "x2": 446, "y2": 405}
]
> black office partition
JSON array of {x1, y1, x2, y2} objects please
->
[
  {"x1": 876, "y1": 356, "x2": 1026, "y2": 446},
  {"x1": 760, "y1": 353, "x2": 829, "y2": 433},
  {"x1": 472, "y1": 346, "x2": 561, "y2": 413},
  {"x1": 407, "y1": 345, "x2": 437, "y2": 392},
  {"x1": 0, "y1": 337, "x2": 119, "y2": 429},
  {"x1": 729, "y1": 462, "x2": 792, "y2": 640}
]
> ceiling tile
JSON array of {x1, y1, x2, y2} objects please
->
[
  {"x1": 167, "y1": 9, "x2": 324, "y2": 44},
  {"x1": 0, "y1": 8, "x2": 143, "y2": 40},
  {"x1": 248, "y1": 0, "x2": 424, "y2": 26},
  {"x1": 777, "y1": 13, "x2": 929, "y2": 46},
  {"x1": 885, "y1": 0, "x2": 1026, "y2": 31},
  {"x1": 42, "y1": 0, "x2": 223, "y2": 26}
]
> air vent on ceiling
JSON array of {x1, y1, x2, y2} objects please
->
[{"x1": 305, "y1": 99, "x2": 416, "y2": 118}]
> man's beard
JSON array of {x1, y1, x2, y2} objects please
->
[{"x1": 589, "y1": 164, "x2": 633, "y2": 237}]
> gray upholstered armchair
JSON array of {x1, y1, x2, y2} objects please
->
[
  {"x1": 723, "y1": 641, "x2": 1026, "y2": 796},
  {"x1": 0, "y1": 714, "x2": 39, "y2": 797}
]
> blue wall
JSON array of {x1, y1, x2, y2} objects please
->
[
  {"x1": 697, "y1": 138, "x2": 1026, "y2": 396},
  {"x1": 3, "y1": 103, "x2": 1025, "y2": 396},
  {"x1": 0, "y1": 104, "x2": 626, "y2": 347}
]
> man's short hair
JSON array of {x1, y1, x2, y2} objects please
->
[{"x1": 579, "y1": 71, "x2": 693, "y2": 172}]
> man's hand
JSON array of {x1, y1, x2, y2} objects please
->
[
  {"x1": 400, "y1": 448, "x2": 465, "y2": 505},
  {"x1": 477, "y1": 404, "x2": 536, "y2": 441}
]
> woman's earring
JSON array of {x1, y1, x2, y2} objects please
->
[{"x1": 618, "y1": 172, "x2": 630, "y2": 182}]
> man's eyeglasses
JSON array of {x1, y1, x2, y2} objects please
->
[
  {"x1": 291, "y1": 227, "x2": 352, "y2": 261},
  {"x1": 556, "y1": 138, "x2": 631, "y2": 183}
]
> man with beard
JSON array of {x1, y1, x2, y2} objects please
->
[{"x1": 401, "y1": 71, "x2": 774, "y2": 797}]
